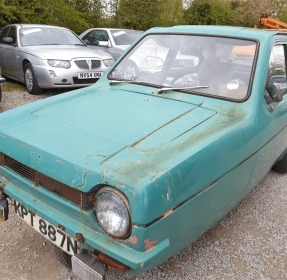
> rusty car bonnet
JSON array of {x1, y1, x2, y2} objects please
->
[{"x1": 1, "y1": 88, "x2": 216, "y2": 165}]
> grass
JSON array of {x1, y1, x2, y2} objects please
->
[{"x1": 2, "y1": 80, "x2": 26, "y2": 92}]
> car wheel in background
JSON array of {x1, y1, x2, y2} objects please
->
[
  {"x1": 24, "y1": 63, "x2": 43, "y2": 95},
  {"x1": 272, "y1": 153, "x2": 287, "y2": 174}
]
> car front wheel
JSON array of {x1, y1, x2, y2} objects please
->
[{"x1": 24, "y1": 63, "x2": 43, "y2": 95}]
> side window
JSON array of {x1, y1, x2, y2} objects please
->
[
  {"x1": 0, "y1": 27, "x2": 10, "y2": 44},
  {"x1": 8, "y1": 26, "x2": 17, "y2": 45},
  {"x1": 83, "y1": 30, "x2": 109, "y2": 45},
  {"x1": 265, "y1": 45, "x2": 287, "y2": 102},
  {"x1": 95, "y1": 30, "x2": 109, "y2": 42}
]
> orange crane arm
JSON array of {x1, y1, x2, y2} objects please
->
[{"x1": 259, "y1": 13, "x2": 287, "y2": 29}]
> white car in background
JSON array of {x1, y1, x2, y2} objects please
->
[{"x1": 79, "y1": 28, "x2": 143, "y2": 60}]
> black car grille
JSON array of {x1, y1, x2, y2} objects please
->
[
  {"x1": 0, "y1": 153, "x2": 96, "y2": 210},
  {"x1": 73, "y1": 78, "x2": 99, "y2": 84},
  {"x1": 74, "y1": 60, "x2": 101, "y2": 69}
]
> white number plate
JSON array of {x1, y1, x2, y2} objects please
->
[
  {"x1": 13, "y1": 200, "x2": 79, "y2": 256},
  {"x1": 78, "y1": 72, "x2": 103, "y2": 79}
]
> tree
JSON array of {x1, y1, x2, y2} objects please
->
[
  {"x1": 42, "y1": 0, "x2": 90, "y2": 33},
  {"x1": 184, "y1": 0, "x2": 236, "y2": 26},
  {"x1": 64, "y1": 0, "x2": 105, "y2": 29},
  {"x1": 0, "y1": 0, "x2": 47, "y2": 27},
  {"x1": 157, "y1": 0, "x2": 184, "y2": 26},
  {"x1": 115, "y1": 0, "x2": 159, "y2": 30},
  {"x1": 102, "y1": 0, "x2": 120, "y2": 27},
  {"x1": 0, "y1": 0, "x2": 105, "y2": 34},
  {"x1": 229, "y1": 0, "x2": 287, "y2": 27}
]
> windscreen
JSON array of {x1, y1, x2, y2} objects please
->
[
  {"x1": 109, "y1": 34, "x2": 257, "y2": 100},
  {"x1": 20, "y1": 27, "x2": 85, "y2": 46},
  {"x1": 111, "y1": 30, "x2": 143, "y2": 46}
]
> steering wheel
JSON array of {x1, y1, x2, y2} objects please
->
[
  {"x1": 122, "y1": 60, "x2": 139, "y2": 80},
  {"x1": 166, "y1": 67, "x2": 199, "y2": 87}
]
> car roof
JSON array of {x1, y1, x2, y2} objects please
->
[
  {"x1": 8, "y1": 23, "x2": 68, "y2": 30},
  {"x1": 87, "y1": 28, "x2": 142, "y2": 32},
  {"x1": 145, "y1": 25, "x2": 287, "y2": 41}
]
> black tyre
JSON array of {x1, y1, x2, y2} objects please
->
[
  {"x1": 50, "y1": 243, "x2": 72, "y2": 268},
  {"x1": 272, "y1": 153, "x2": 287, "y2": 174},
  {"x1": 24, "y1": 63, "x2": 43, "y2": 95}
]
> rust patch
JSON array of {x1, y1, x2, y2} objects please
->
[
  {"x1": 144, "y1": 239, "x2": 158, "y2": 252},
  {"x1": 128, "y1": 236, "x2": 138, "y2": 245},
  {"x1": 76, "y1": 233, "x2": 84, "y2": 243},
  {"x1": 58, "y1": 224, "x2": 65, "y2": 231},
  {"x1": 162, "y1": 208, "x2": 173, "y2": 218}
]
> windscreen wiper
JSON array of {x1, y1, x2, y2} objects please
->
[
  {"x1": 157, "y1": 86, "x2": 209, "y2": 94},
  {"x1": 109, "y1": 79, "x2": 137, "y2": 84}
]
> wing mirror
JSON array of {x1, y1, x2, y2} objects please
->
[
  {"x1": 269, "y1": 82, "x2": 284, "y2": 102},
  {"x1": 98, "y1": 41, "x2": 109, "y2": 47}
]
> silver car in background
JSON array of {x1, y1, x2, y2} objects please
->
[
  {"x1": 0, "y1": 24, "x2": 114, "y2": 94},
  {"x1": 0, "y1": 68, "x2": 5, "y2": 102},
  {"x1": 79, "y1": 28, "x2": 143, "y2": 60}
]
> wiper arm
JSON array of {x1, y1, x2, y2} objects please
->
[
  {"x1": 109, "y1": 79, "x2": 137, "y2": 85},
  {"x1": 157, "y1": 85, "x2": 209, "y2": 94}
]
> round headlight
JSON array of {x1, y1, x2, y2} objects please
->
[{"x1": 94, "y1": 187, "x2": 131, "y2": 238}]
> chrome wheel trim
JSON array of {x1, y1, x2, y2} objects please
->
[{"x1": 25, "y1": 68, "x2": 33, "y2": 91}]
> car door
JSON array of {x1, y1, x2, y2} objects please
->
[
  {"x1": 2, "y1": 26, "x2": 20, "y2": 79},
  {"x1": 82, "y1": 29, "x2": 112, "y2": 53},
  {"x1": 0, "y1": 26, "x2": 11, "y2": 74},
  {"x1": 249, "y1": 40, "x2": 287, "y2": 191}
]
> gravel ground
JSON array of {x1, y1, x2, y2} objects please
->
[{"x1": 0, "y1": 89, "x2": 287, "y2": 280}]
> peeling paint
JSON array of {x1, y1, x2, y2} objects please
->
[
  {"x1": 115, "y1": 181, "x2": 126, "y2": 189},
  {"x1": 128, "y1": 236, "x2": 138, "y2": 245},
  {"x1": 165, "y1": 179, "x2": 172, "y2": 201},
  {"x1": 144, "y1": 239, "x2": 158, "y2": 252},
  {"x1": 99, "y1": 170, "x2": 109, "y2": 185},
  {"x1": 56, "y1": 159, "x2": 65, "y2": 164},
  {"x1": 162, "y1": 208, "x2": 173, "y2": 218},
  {"x1": 74, "y1": 168, "x2": 90, "y2": 189},
  {"x1": 176, "y1": 169, "x2": 183, "y2": 187}
]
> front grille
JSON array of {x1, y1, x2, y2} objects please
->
[
  {"x1": 74, "y1": 60, "x2": 101, "y2": 69},
  {"x1": 73, "y1": 77, "x2": 98, "y2": 84},
  {"x1": 0, "y1": 153, "x2": 96, "y2": 209}
]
